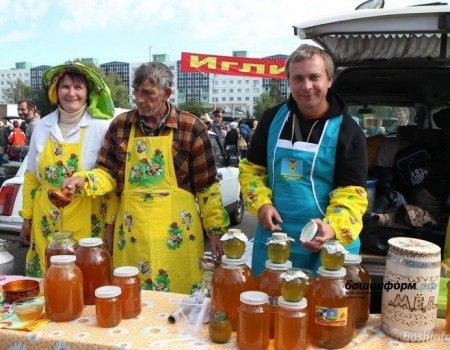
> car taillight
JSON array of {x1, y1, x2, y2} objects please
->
[{"x1": 0, "y1": 184, "x2": 20, "y2": 216}]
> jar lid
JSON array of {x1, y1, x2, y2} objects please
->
[
  {"x1": 322, "y1": 239, "x2": 348, "y2": 254},
  {"x1": 278, "y1": 296, "x2": 308, "y2": 310},
  {"x1": 344, "y1": 253, "x2": 362, "y2": 265},
  {"x1": 220, "y1": 229, "x2": 248, "y2": 242},
  {"x1": 299, "y1": 221, "x2": 318, "y2": 243},
  {"x1": 113, "y1": 266, "x2": 139, "y2": 277},
  {"x1": 95, "y1": 285, "x2": 121, "y2": 298},
  {"x1": 265, "y1": 260, "x2": 292, "y2": 271},
  {"x1": 266, "y1": 232, "x2": 294, "y2": 245},
  {"x1": 222, "y1": 256, "x2": 247, "y2": 265},
  {"x1": 79, "y1": 237, "x2": 103, "y2": 247},
  {"x1": 50, "y1": 255, "x2": 76, "y2": 264},
  {"x1": 387, "y1": 237, "x2": 441, "y2": 256},
  {"x1": 212, "y1": 311, "x2": 228, "y2": 321},
  {"x1": 318, "y1": 266, "x2": 346, "y2": 278},
  {"x1": 240, "y1": 291, "x2": 268, "y2": 305},
  {"x1": 281, "y1": 268, "x2": 307, "y2": 281}
]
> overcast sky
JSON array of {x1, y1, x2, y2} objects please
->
[{"x1": 0, "y1": 0, "x2": 427, "y2": 69}]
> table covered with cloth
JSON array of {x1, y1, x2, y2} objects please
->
[{"x1": 0, "y1": 289, "x2": 449, "y2": 350}]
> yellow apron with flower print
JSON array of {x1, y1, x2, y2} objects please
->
[
  {"x1": 113, "y1": 125, "x2": 204, "y2": 294},
  {"x1": 25, "y1": 129, "x2": 106, "y2": 277}
]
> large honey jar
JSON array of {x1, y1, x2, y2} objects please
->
[
  {"x1": 44, "y1": 255, "x2": 84, "y2": 322},
  {"x1": 45, "y1": 231, "x2": 78, "y2": 270},
  {"x1": 309, "y1": 266, "x2": 355, "y2": 349},
  {"x1": 274, "y1": 296, "x2": 308, "y2": 350},
  {"x1": 75, "y1": 237, "x2": 112, "y2": 305},
  {"x1": 266, "y1": 232, "x2": 294, "y2": 264},
  {"x1": 259, "y1": 260, "x2": 292, "y2": 338},
  {"x1": 211, "y1": 256, "x2": 254, "y2": 331},
  {"x1": 221, "y1": 228, "x2": 248, "y2": 259},
  {"x1": 344, "y1": 253, "x2": 371, "y2": 328},
  {"x1": 112, "y1": 266, "x2": 141, "y2": 319},
  {"x1": 237, "y1": 291, "x2": 270, "y2": 350}
]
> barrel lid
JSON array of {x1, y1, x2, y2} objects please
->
[
  {"x1": 240, "y1": 291, "x2": 268, "y2": 305},
  {"x1": 95, "y1": 285, "x2": 121, "y2": 298},
  {"x1": 344, "y1": 253, "x2": 362, "y2": 265},
  {"x1": 278, "y1": 296, "x2": 308, "y2": 310},
  {"x1": 318, "y1": 266, "x2": 346, "y2": 278},
  {"x1": 264, "y1": 260, "x2": 292, "y2": 270},
  {"x1": 50, "y1": 255, "x2": 76, "y2": 264},
  {"x1": 387, "y1": 237, "x2": 440, "y2": 255},
  {"x1": 113, "y1": 266, "x2": 139, "y2": 277},
  {"x1": 79, "y1": 237, "x2": 103, "y2": 247},
  {"x1": 299, "y1": 221, "x2": 318, "y2": 242}
]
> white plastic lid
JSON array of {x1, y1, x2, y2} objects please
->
[
  {"x1": 318, "y1": 266, "x2": 346, "y2": 278},
  {"x1": 344, "y1": 253, "x2": 362, "y2": 265},
  {"x1": 95, "y1": 285, "x2": 121, "y2": 298},
  {"x1": 278, "y1": 296, "x2": 308, "y2": 310},
  {"x1": 265, "y1": 260, "x2": 292, "y2": 271},
  {"x1": 299, "y1": 221, "x2": 318, "y2": 242},
  {"x1": 79, "y1": 237, "x2": 103, "y2": 247},
  {"x1": 221, "y1": 256, "x2": 247, "y2": 265},
  {"x1": 113, "y1": 266, "x2": 139, "y2": 277},
  {"x1": 240, "y1": 291, "x2": 268, "y2": 305},
  {"x1": 50, "y1": 255, "x2": 76, "y2": 264}
]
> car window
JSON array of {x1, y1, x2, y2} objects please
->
[{"x1": 209, "y1": 134, "x2": 224, "y2": 166}]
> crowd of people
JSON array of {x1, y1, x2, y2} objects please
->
[{"x1": 15, "y1": 43, "x2": 368, "y2": 293}]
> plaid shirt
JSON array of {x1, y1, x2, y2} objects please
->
[{"x1": 97, "y1": 104, "x2": 218, "y2": 194}]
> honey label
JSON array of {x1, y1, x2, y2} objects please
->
[{"x1": 314, "y1": 306, "x2": 347, "y2": 326}]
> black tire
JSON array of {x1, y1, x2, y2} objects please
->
[{"x1": 230, "y1": 194, "x2": 245, "y2": 225}]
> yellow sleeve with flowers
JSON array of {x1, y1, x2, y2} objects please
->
[
  {"x1": 19, "y1": 171, "x2": 41, "y2": 219},
  {"x1": 238, "y1": 158, "x2": 273, "y2": 215},
  {"x1": 74, "y1": 168, "x2": 117, "y2": 197},
  {"x1": 324, "y1": 186, "x2": 368, "y2": 245},
  {"x1": 196, "y1": 181, "x2": 230, "y2": 236}
]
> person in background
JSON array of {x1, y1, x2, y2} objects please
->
[
  {"x1": 238, "y1": 120, "x2": 250, "y2": 143},
  {"x1": 0, "y1": 121, "x2": 9, "y2": 155},
  {"x1": 17, "y1": 99, "x2": 39, "y2": 146},
  {"x1": 239, "y1": 44, "x2": 368, "y2": 276},
  {"x1": 372, "y1": 118, "x2": 386, "y2": 135},
  {"x1": 397, "y1": 107, "x2": 410, "y2": 126},
  {"x1": 248, "y1": 119, "x2": 258, "y2": 146},
  {"x1": 211, "y1": 108, "x2": 225, "y2": 143},
  {"x1": 224, "y1": 121, "x2": 239, "y2": 155},
  {"x1": 7, "y1": 120, "x2": 26, "y2": 161},
  {"x1": 61, "y1": 61, "x2": 230, "y2": 294},
  {"x1": 19, "y1": 62, "x2": 117, "y2": 278}
]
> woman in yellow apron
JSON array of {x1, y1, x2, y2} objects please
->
[{"x1": 20, "y1": 63, "x2": 116, "y2": 277}]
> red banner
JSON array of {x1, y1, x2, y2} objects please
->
[{"x1": 181, "y1": 52, "x2": 286, "y2": 79}]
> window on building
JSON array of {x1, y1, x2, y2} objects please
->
[
  {"x1": 230, "y1": 97, "x2": 234, "y2": 101},
  {"x1": 230, "y1": 89, "x2": 234, "y2": 93},
  {"x1": 222, "y1": 97, "x2": 226, "y2": 101},
  {"x1": 237, "y1": 97, "x2": 241, "y2": 101}
]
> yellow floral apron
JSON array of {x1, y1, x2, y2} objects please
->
[
  {"x1": 113, "y1": 125, "x2": 204, "y2": 294},
  {"x1": 25, "y1": 129, "x2": 106, "y2": 277}
]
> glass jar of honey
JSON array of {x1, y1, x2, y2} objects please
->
[
  {"x1": 259, "y1": 260, "x2": 292, "y2": 338},
  {"x1": 274, "y1": 296, "x2": 308, "y2": 350},
  {"x1": 237, "y1": 291, "x2": 270, "y2": 350},
  {"x1": 45, "y1": 231, "x2": 79, "y2": 270},
  {"x1": 344, "y1": 254, "x2": 371, "y2": 328},
  {"x1": 221, "y1": 229, "x2": 248, "y2": 259},
  {"x1": 44, "y1": 255, "x2": 84, "y2": 322},
  {"x1": 320, "y1": 238, "x2": 347, "y2": 271},
  {"x1": 280, "y1": 268, "x2": 307, "y2": 302},
  {"x1": 95, "y1": 285, "x2": 122, "y2": 328},
  {"x1": 266, "y1": 232, "x2": 294, "y2": 264},
  {"x1": 112, "y1": 266, "x2": 141, "y2": 319},
  {"x1": 210, "y1": 256, "x2": 254, "y2": 331},
  {"x1": 209, "y1": 311, "x2": 232, "y2": 344},
  {"x1": 75, "y1": 237, "x2": 112, "y2": 305},
  {"x1": 447, "y1": 280, "x2": 450, "y2": 334},
  {"x1": 309, "y1": 266, "x2": 356, "y2": 349}
]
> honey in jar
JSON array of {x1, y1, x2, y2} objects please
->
[
  {"x1": 266, "y1": 232, "x2": 294, "y2": 264},
  {"x1": 75, "y1": 237, "x2": 112, "y2": 305},
  {"x1": 221, "y1": 229, "x2": 248, "y2": 259},
  {"x1": 320, "y1": 238, "x2": 347, "y2": 271},
  {"x1": 45, "y1": 231, "x2": 79, "y2": 270},
  {"x1": 237, "y1": 291, "x2": 270, "y2": 350},
  {"x1": 280, "y1": 268, "x2": 307, "y2": 302},
  {"x1": 309, "y1": 267, "x2": 355, "y2": 349},
  {"x1": 211, "y1": 256, "x2": 254, "y2": 331},
  {"x1": 447, "y1": 280, "x2": 450, "y2": 334},
  {"x1": 209, "y1": 311, "x2": 232, "y2": 344},
  {"x1": 344, "y1": 253, "x2": 371, "y2": 328},
  {"x1": 259, "y1": 260, "x2": 292, "y2": 338},
  {"x1": 44, "y1": 255, "x2": 84, "y2": 322},
  {"x1": 274, "y1": 296, "x2": 308, "y2": 350},
  {"x1": 112, "y1": 266, "x2": 141, "y2": 319},
  {"x1": 95, "y1": 285, "x2": 122, "y2": 328}
]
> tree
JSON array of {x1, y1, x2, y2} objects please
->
[
  {"x1": 177, "y1": 101, "x2": 206, "y2": 117},
  {"x1": 253, "y1": 92, "x2": 277, "y2": 119},
  {"x1": 103, "y1": 73, "x2": 131, "y2": 109},
  {"x1": 269, "y1": 80, "x2": 284, "y2": 104},
  {"x1": 3, "y1": 79, "x2": 35, "y2": 103}
]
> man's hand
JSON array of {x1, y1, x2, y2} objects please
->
[
  {"x1": 209, "y1": 234, "x2": 224, "y2": 259},
  {"x1": 257, "y1": 204, "x2": 283, "y2": 231},
  {"x1": 61, "y1": 176, "x2": 86, "y2": 196},
  {"x1": 20, "y1": 219, "x2": 32, "y2": 245},
  {"x1": 302, "y1": 219, "x2": 335, "y2": 252}
]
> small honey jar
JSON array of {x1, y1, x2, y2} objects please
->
[
  {"x1": 280, "y1": 268, "x2": 307, "y2": 302},
  {"x1": 221, "y1": 229, "x2": 248, "y2": 259},
  {"x1": 95, "y1": 286, "x2": 122, "y2": 328},
  {"x1": 266, "y1": 232, "x2": 294, "y2": 264},
  {"x1": 209, "y1": 311, "x2": 232, "y2": 344},
  {"x1": 320, "y1": 238, "x2": 347, "y2": 271}
]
